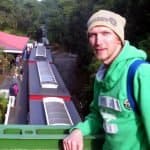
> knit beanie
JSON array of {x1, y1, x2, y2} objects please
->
[{"x1": 87, "y1": 10, "x2": 126, "y2": 44}]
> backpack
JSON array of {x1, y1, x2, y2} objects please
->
[{"x1": 127, "y1": 59, "x2": 148, "y2": 114}]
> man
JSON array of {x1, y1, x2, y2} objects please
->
[{"x1": 63, "y1": 10, "x2": 150, "y2": 150}]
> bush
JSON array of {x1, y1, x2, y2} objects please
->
[
  {"x1": 0, "y1": 96, "x2": 7, "y2": 123},
  {"x1": 138, "y1": 36, "x2": 150, "y2": 61}
]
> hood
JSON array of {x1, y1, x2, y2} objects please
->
[
  {"x1": 99, "y1": 40, "x2": 147, "y2": 90},
  {"x1": 114, "y1": 40, "x2": 147, "y2": 63}
]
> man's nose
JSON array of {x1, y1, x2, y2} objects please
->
[{"x1": 96, "y1": 34, "x2": 103, "y2": 45}]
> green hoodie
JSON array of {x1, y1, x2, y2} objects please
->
[{"x1": 74, "y1": 41, "x2": 150, "y2": 150}]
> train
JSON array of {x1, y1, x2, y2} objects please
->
[
  {"x1": 27, "y1": 43, "x2": 81, "y2": 125},
  {"x1": 0, "y1": 43, "x2": 103, "y2": 149}
]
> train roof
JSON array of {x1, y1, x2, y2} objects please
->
[
  {"x1": 29, "y1": 100, "x2": 81, "y2": 125},
  {"x1": 29, "y1": 45, "x2": 53, "y2": 63},
  {"x1": 28, "y1": 63, "x2": 71, "y2": 101}
]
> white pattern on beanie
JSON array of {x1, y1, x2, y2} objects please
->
[{"x1": 87, "y1": 10, "x2": 126, "y2": 44}]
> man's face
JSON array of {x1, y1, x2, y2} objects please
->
[{"x1": 88, "y1": 26, "x2": 122, "y2": 64}]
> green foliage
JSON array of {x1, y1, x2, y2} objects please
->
[
  {"x1": 78, "y1": 57, "x2": 101, "y2": 117},
  {"x1": 138, "y1": 36, "x2": 150, "y2": 61},
  {"x1": 138, "y1": 36, "x2": 150, "y2": 50},
  {"x1": 0, "y1": 96, "x2": 7, "y2": 123},
  {"x1": 0, "y1": 0, "x2": 149, "y2": 66},
  {"x1": 88, "y1": 57, "x2": 101, "y2": 75}
]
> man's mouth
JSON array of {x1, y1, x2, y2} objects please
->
[{"x1": 95, "y1": 48, "x2": 106, "y2": 52}]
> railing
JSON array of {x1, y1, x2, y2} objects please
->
[
  {"x1": 4, "y1": 96, "x2": 15, "y2": 125},
  {"x1": 0, "y1": 124, "x2": 103, "y2": 150}
]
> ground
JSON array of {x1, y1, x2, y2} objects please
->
[{"x1": 52, "y1": 50, "x2": 91, "y2": 119}]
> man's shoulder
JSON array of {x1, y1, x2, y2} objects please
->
[{"x1": 133, "y1": 60, "x2": 150, "y2": 76}]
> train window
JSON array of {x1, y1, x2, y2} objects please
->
[
  {"x1": 36, "y1": 44, "x2": 47, "y2": 58},
  {"x1": 43, "y1": 97, "x2": 73, "y2": 125},
  {"x1": 37, "y1": 61, "x2": 58, "y2": 88}
]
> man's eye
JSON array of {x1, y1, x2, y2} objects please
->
[
  {"x1": 102, "y1": 31, "x2": 110, "y2": 35},
  {"x1": 88, "y1": 33, "x2": 95, "y2": 38}
]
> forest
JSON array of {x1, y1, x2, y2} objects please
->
[
  {"x1": 0, "y1": 0, "x2": 150, "y2": 60},
  {"x1": 0, "y1": 0, "x2": 150, "y2": 116}
]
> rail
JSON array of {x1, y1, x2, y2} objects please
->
[{"x1": 0, "y1": 124, "x2": 104, "y2": 150}]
